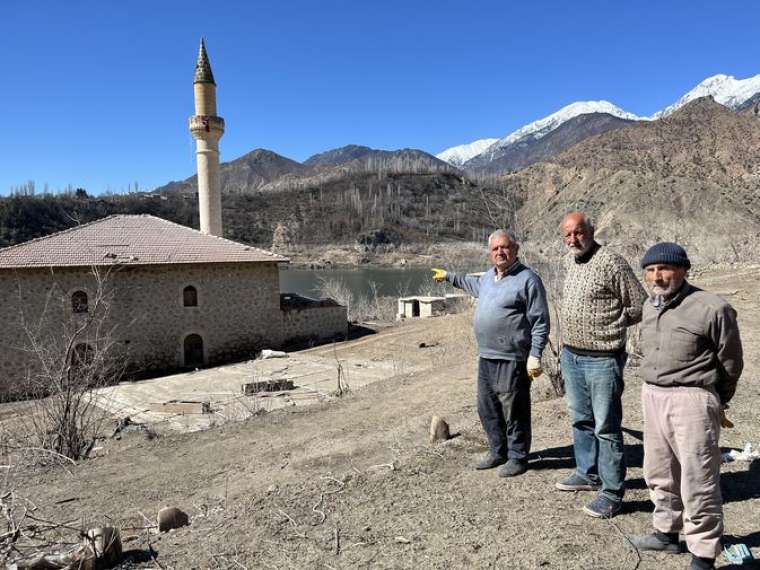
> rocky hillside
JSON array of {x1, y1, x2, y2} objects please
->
[
  {"x1": 509, "y1": 97, "x2": 760, "y2": 262},
  {"x1": 737, "y1": 92, "x2": 760, "y2": 116},
  {"x1": 158, "y1": 149, "x2": 309, "y2": 195}
]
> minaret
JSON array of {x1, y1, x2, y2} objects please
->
[{"x1": 189, "y1": 38, "x2": 225, "y2": 236}]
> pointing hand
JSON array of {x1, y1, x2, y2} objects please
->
[{"x1": 431, "y1": 268, "x2": 447, "y2": 283}]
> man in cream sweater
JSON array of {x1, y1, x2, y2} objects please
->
[{"x1": 555, "y1": 212, "x2": 647, "y2": 518}]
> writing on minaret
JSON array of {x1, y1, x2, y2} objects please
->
[{"x1": 189, "y1": 38, "x2": 225, "y2": 236}]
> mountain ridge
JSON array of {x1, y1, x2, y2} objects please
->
[{"x1": 437, "y1": 73, "x2": 760, "y2": 174}]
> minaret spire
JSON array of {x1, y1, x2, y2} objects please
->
[
  {"x1": 189, "y1": 38, "x2": 225, "y2": 236},
  {"x1": 194, "y1": 38, "x2": 216, "y2": 85}
]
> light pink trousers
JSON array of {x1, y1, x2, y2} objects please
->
[{"x1": 641, "y1": 383, "x2": 723, "y2": 559}]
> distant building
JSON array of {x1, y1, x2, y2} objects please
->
[
  {"x1": 0, "y1": 215, "x2": 346, "y2": 398},
  {"x1": 397, "y1": 294, "x2": 469, "y2": 319},
  {"x1": 0, "y1": 41, "x2": 346, "y2": 398}
]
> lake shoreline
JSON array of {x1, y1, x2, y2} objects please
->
[{"x1": 277, "y1": 241, "x2": 488, "y2": 270}]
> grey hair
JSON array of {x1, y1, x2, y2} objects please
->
[{"x1": 487, "y1": 229, "x2": 519, "y2": 246}]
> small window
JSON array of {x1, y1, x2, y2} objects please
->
[
  {"x1": 72, "y1": 290, "x2": 88, "y2": 313},
  {"x1": 183, "y1": 286, "x2": 198, "y2": 307}
]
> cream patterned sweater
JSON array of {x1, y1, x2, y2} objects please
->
[{"x1": 561, "y1": 245, "x2": 647, "y2": 352}]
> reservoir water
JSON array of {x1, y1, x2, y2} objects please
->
[{"x1": 279, "y1": 266, "x2": 442, "y2": 299}]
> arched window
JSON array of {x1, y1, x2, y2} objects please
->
[
  {"x1": 183, "y1": 286, "x2": 198, "y2": 307},
  {"x1": 71, "y1": 290, "x2": 88, "y2": 313},
  {"x1": 183, "y1": 334, "x2": 204, "y2": 368}
]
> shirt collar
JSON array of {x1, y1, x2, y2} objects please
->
[
  {"x1": 650, "y1": 280, "x2": 692, "y2": 311},
  {"x1": 494, "y1": 259, "x2": 521, "y2": 281},
  {"x1": 573, "y1": 241, "x2": 600, "y2": 264}
]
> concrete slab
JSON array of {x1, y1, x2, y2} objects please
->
[{"x1": 95, "y1": 349, "x2": 419, "y2": 433}]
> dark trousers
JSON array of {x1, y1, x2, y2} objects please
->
[{"x1": 477, "y1": 357, "x2": 531, "y2": 461}]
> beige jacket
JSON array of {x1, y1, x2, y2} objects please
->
[{"x1": 640, "y1": 282, "x2": 743, "y2": 404}]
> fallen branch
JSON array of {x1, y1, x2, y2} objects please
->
[
  {"x1": 605, "y1": 518, "x2": 641, "y2": 570},
  {"x1": 367, "y1": 462, "x2": 395, "y2": 471},
  {"x1": 311, "y1": 478, "x2": 346, "y2": 525}
]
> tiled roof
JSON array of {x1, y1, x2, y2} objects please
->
[{"x1": 0, "y1": 215, "x2": 288, "y2": 269}]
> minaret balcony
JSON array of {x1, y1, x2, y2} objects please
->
[{"x1": 189, "y1": 115, "x2": 225, "y2": 138}]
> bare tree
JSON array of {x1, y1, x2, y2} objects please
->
[
  {"x1": 10, "y1": 266, "x2": 127, "y2": 460},
  {"x1": 473, "y1": 177, "x2": 524, "y2": 239}
]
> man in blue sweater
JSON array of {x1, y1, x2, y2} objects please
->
[{"x1": 434, "y1": 229, "x2": 550, "y2": 477}]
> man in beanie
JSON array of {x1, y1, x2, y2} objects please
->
[
  {"x1": 629, "y1": 242, "x2": 743, "y2": 570},
  {"x1": 555, "y1": 212, "x2": 647, "y2": 518}
]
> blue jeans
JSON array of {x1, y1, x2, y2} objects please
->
[{"x1": 561, "y1": 348, "x2": 627, "y2": 503}]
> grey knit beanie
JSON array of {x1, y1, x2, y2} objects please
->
[{"x1": 640, "y1": 242, "x2": 691, "y2": 269}]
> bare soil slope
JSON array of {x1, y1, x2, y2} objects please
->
[{"x1": 8, "y1": 267, "x2": 760, "y2": 570}]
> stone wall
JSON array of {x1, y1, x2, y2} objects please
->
[
  {"x1": 0, "y1": 262, "x2": 282, "y2": 397},
  {"x1": 281, "y1": 298, "x2": 347, "y2": 347},
  {"x1": 0, "y1": 262, "x2": 349, "y2": 399}
]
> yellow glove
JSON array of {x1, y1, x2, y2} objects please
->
[
  {"x1": 720, "y1": 408, "x2": 734, "y2": 429},
  {"x1": 527, "y1": 356, "x2": 542, "y2": 379},
  {"x1": 431, "y1": 268, "x2": 447, "y2": 283}
]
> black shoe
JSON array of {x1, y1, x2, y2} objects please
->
[
  {"x1": 687, "y1": 554, "x2": 715, "y2": 570},
  {"x1": 627, "y1": 532, "x2": 680, "y2": 553},
  {"x1": 497, "y1": 459, "x2": 528, "y2": 478},
  {"x1": 474, "y1": 454, "x2": 507, "y2": 470}
]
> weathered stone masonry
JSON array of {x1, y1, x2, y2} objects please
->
[{"x1": 0, "y1": 261, "x2": 346, "y2": 397}]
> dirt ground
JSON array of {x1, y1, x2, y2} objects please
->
[{"x1": 5, "y1": 265, "x2": 760, "y2": 570}]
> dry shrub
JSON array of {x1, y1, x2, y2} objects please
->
[
  {"x1": 5, "y1": 267, "x2": 125, "y2": 461},
  {"x1": 316, "y1": 277, "x2": 397, "y2": 323}
]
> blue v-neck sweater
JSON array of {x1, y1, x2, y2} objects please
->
[{"x1": 446, "y1": 262, "x2": 550, "y2": 361}]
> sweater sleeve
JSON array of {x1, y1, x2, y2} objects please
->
[
  {"x1": 526, "y1": 275, "x2": 550, "y2": 358},
  {"x1": 710, "y1": 303, "x2": 744, "y2": 404},
  {"x1": 613, "y1": 257, "x2": 647, "y2": 326},
  {"x1": 446, "y1": 271, "x2": 481, "y2": 298}
]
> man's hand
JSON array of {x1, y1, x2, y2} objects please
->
[
  {"x1": 527, "y1": 356, "x2": 542, "y2": 379},
  {"x1": 431, "y1": 268, "x2": 447, "y2": 283},
  {"x1": 720, "y1": 406, "x2": 734, "y2": 429}
]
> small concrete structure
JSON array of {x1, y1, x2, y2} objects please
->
[
  {"x1": 397, "y1": 294, "x2": 468, "y2": 320},
  {"x1": 397, "y1": 296, "x2": 446, "y2": 319}
]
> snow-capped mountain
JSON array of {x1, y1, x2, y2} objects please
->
[
  {"x1": 439, "y1": 73, "x2": 760, "y2": 173},
  {"x1": 436, "y1": 138, "x2": 498, "y2": 167},
  {"x1": 438, "y1": 101, "x2": 640, "y2": 168},
  {"x1": 652, "y1": 73, "x2": 760, "y2": 119},
  {"x1": 482, "y1": 101, "x2": 641, "y2": 158}
]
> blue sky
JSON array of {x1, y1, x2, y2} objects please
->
[{"x1": 2, "y1": 0, "x2": 758, "y2": 194}]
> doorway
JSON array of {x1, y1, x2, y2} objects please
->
[{"x1": 183, "y1": 334, "x2": 204, "y2": 368}]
